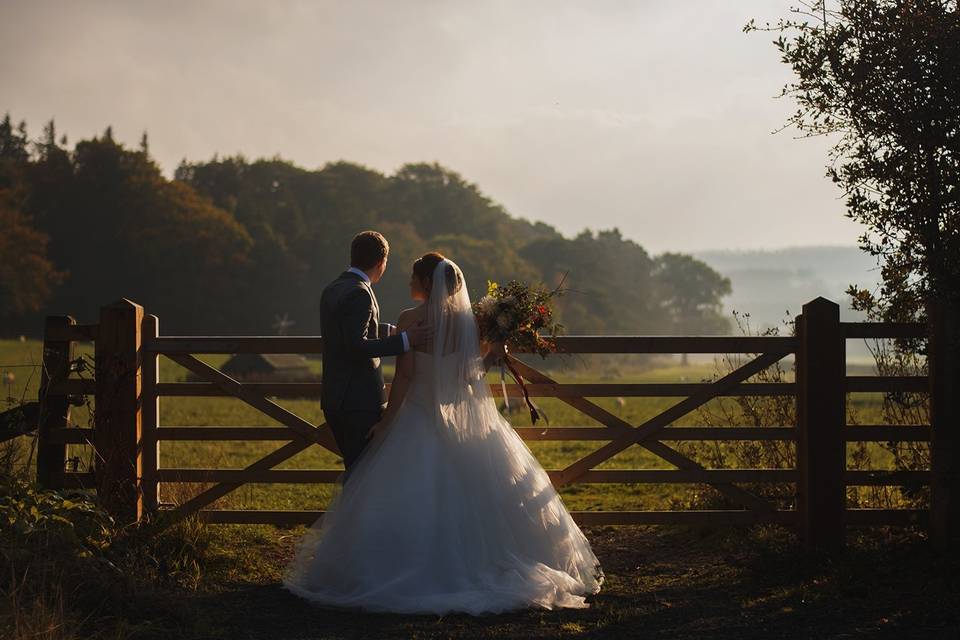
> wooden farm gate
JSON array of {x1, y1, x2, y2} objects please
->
[{"x1": 36, "y1": 297, "x2": 930, "y2": 548}]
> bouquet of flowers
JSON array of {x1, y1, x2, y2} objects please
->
[
  {"x1": 472, "y1": 279, "x2": 564, "y2": 357},
  {"x1": 472, "y1": 278, "x2": 565, "y2": 424}
]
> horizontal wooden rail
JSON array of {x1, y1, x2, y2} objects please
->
[
  {"x1": 150, "y1": 426, "x2": 798, "y2": 442},
  {"x1": 46, "y1": 428, "x2": 94, "y2": 444},
  {"x1": 552, "y1": 336, "x2": 798, "y2": 354},
  {"x1": 155, "y1": 381, "x2": 796, "y2": 398},
  {"x1": 53, "y1": 425, "x2": 930, "y2": 444},
  {"x1": 48, "y1": 378, "x2": 96, "y2": 395},
  {"x1": 157, "y1": 468, "x2": 798, "y2": 484},
  {"x1": 845, "y1": 470, "x2": 931, "y2": 486},
  {"x1": 846, "y1": 376, "x2": 928, "y2": 393},
  {"x1": 145, "y1": 335, "x2": 798, "y2": 355},
  {"x1": 60, "y1": 472, "x2": 96, "y2": 488},
  {"x1": 145, "y1": 336, "x2": 324, "y2": 354},
  {"x1": 195, "y1": 508, "x2": 922, "y2": 526},
  {"x1": 840, "y1": 322, "x2": 926, "y2": 339},
  {"x1": 195, "y1": 509, "x2": 802, "y2": 526},
  {"x1": 158, "y1": 469, "x2": 343, "y2": 483},
  {"x1": 44, "y1": 323, "x2": 99, "y2": 341},
  {"x1": 844, "y1": 509, "x2": 926, "y2": 525},
  {"x1": 843, "y1": 426, "x2": 930, "y2": 442}
]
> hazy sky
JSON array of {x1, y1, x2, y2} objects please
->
[{"x1": 2, "y1": 0, "x2": 865, "y2": 253}]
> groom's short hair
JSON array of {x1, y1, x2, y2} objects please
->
[{"x1": 350, "y1": 231, "x2": 389, "y2": 270}]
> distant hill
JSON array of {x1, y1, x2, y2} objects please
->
[
  {"x1": 696, "y1": 246, "x2": 881, "y2": 327},
  {"x1": 696, "y1": 246, "x2": 882, "y2": 362}
]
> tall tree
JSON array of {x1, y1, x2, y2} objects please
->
[
  {"x1": 654, "y1": 253, "x2": 732, "y2": 364},
  {"x1": 750, "y1": 0, "x2": 960, "y2": 545},
  {"x1": 0, "y1": 191, "x2": 64, "y2": 327}
]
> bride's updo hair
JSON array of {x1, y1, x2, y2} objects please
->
[{"x1": 413, "y1": 252, "x2": 463, "y2": 297}]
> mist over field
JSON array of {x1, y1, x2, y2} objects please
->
[{"x1": 696, "y1": 246, "x2": 880, "y2": 326}]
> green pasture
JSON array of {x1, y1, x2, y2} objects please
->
[{"x1": 1, "y1": 338, "x2": 918, "y2": 514}]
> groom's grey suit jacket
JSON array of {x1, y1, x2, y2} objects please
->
[{"x1": 320, "y1": 271, "x2": 406, "y2": 412}]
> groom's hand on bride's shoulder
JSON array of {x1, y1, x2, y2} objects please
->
[{"x1": 406, "y1": 321, "x2": 433, "y2": 347}]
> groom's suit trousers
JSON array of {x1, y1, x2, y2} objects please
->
[{"x1": 324, "y1": 408, "x2": 382, "y2": 470}]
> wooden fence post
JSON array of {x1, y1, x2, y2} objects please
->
[
  {"x1": 930, "y1": 294, "x2": 960, "y2": 547},
  {"x1": 95, "y1": 299, "x2": 143, "y2": 523},
  {"x1": 37, "y1": 316, "x2": 76, "y2": 489},
  {"x1": 139, "y1": 314, "x2": 160, "y2": 519},
  {"x1": 796, "y1": 297, "x2": 845, "y2": 550}
]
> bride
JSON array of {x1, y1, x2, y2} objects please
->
[{"x1": 282, "y1": 253, "x2": 603, "y2": 615}]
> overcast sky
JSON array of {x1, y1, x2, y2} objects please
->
[{"x1": 2, "y1": 0, "x2": 865, "y2": 253}]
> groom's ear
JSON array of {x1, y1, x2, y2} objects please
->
[{"x1": 367, "y1": 257, "x2": 388, "y2": 283}]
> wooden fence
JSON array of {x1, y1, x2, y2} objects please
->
[{"x1": 36, "y1": 296, "x2": 931, "y2": 548}]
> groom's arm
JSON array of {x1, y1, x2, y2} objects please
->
[
  {"x1": 379, "y1": 322, "x2": 410, "y2": 352},
  {"x1": 340, "y1": 289, "x2": 406, "y2": 359}
]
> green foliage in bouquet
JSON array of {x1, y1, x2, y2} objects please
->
[{"x1": 473, "y1": 279, "x2": 564, "y2": 357}]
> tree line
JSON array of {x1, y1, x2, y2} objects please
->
[{"x1": 0, "y1": 114, "x2": 732, "y2": 337}]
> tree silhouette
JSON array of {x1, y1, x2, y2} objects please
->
[{"x1": 750, "y1": 0, "x2": 960, "y2": 545}]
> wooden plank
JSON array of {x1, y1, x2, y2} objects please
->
[
  {"x1": 145, "y1": 335, "x2": 797, "y2": 355},
  {"x1": 658, "y1": 427, "x2": 796, "y2": 441},
  {"x1": 549, "y1": 336, "x2": 798, "y2": 354},
  {"x1": 44, "y1": 323, "x2": 99, "y2": 342},
  {"x1": 139, "y1": 314, "x2": 160, "y2": 518},
  {"x1": 48, "y1": 378, "x2": 96, "y2": 395},
  {"x1": 843, "y1": 426, "x2": 931, "y2": 442},
  {"x1": 797, "y1": 299, "x2": 846, "y2": 551},
  {"x1": 95, "y1": 300, "x2": 143, "y2": 523},
  {"x1": 153, "y1": 425, "x2": 795, "y2": 442},
  {"x1": 155, "y1": 381, "x2": 794, "y2": 398},
  {"x1": 518, "y1": 427, "x2": 796, "y2": 441},
  {"x1": 566, "y1": 469, "x2": 796, "y2": 484},
  {"x1": 38, "y1": 316, "x2": 75, "y2": 489},
  {"x1": 930, "y1": 295, "x2": 960, "y2": 547},
  {"x1": 845, "y1": 471, "x2": 931, "y2": 486},
  {"x1": 61, "y1": 472, "x2": 96, "y2": 489},
  {"x1": 845, "y1": 509, "x2": 926, "y2": 526},
  {"x1": 158, "y1": 469, "x2": 343, "y2": 483},
  {"x1": 146, "y1": 336, "x2": 323, "y2": 354},
  {"x1": 570, "y1": 510, "x2": 799, "y2": 526},
  {"x1": 160, "y1": 468, "x2": 796, "y2": 484},
  {"x1": 47, "y1": 427, "x2": 94, "y2": 444},
  {"x1": 846, "y1": 376, "x2": 928, "y2": 393},
  {"x1": 159, "y1": 439, "x2": 315, "y2": 528},
  {"x1": 196, "y1": 509, "x2": 801, "y2": 526},
  {"x1": 157, "y1": 382, "x2": 324, "y2": 397},
  {"x1": 510, "y1": 358, "x2": 778, "y2": 512},
  {"x1": 525, "y1": 383, "x2": 795, "y2": 397},
  {"x1": 165, "y1": 353, "x2": 339, "y2": 454},
  {"x1": 550, "y1": 352, "x2": 790, "y2": 486},
  {"x1": 157, "y1": 427, "x2": 303, "y2": 441},
  {"x1": 196, "y1": 508, "x2": 921, "y2": 527},
  {"x1": 840, "y1": 322, "x2": 927, "y2": 339},
  {"x1": 199, "y1": 509, "x2": 324, "y2": 525}
]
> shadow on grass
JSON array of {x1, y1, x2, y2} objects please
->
[{"x1": 138, "y1": 525, "x2": 959, "y2": 640}]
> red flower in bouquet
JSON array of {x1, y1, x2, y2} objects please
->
[{"x1": 472, "y1": 278, "x2": 566, "y2": 425}]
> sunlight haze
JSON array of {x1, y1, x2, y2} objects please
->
[{"x1": 1, "y1": 0, "x2": 864, "y2": 253}]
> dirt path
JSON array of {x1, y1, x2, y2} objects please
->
[{"x1": 154, "y1": 526, "x2": 957, "y2": 640}]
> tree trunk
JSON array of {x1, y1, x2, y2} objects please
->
[{"x1": 930, "y1": 293, "x2": 960, "y2": 549}]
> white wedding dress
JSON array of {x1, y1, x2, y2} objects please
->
[{"x1": 282, "y1": 260, "x2": 602, "y2": 615}]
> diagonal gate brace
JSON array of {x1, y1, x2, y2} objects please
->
[{"x1": 510, "y1": 353, "x2": 789, "y2": 512}]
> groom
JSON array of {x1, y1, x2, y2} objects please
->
[{"x1": 320, "y1": 230, "x2": 430, "y2": 470}]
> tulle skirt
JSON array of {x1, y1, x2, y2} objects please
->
[{"x1": 281, "y1": 393, "x2": 603, "y2": 615}]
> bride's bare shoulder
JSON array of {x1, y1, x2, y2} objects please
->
[{"x1": 397, "y1": 304, "x2": 426, "y2": 330}]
